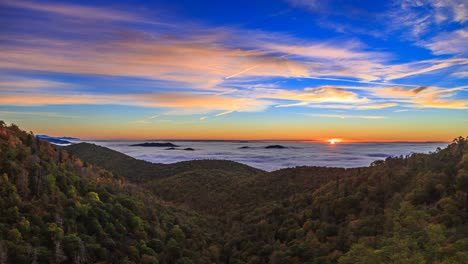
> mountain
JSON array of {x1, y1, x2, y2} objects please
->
[
  {"x1": 130, "y1": 143, "x2": 180, "y2": 147},
  {"x1": 35, "y1": 135, "x2": 73, "y2": 145},
  {"x1": 1, "y1": 121, "x2": 467, "y2": 263},
  {"x1": 64, "y1": 142, "x2": 262, "y2": 181}
]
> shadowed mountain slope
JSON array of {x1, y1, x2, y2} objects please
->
[{"x1": 64, "y1": 142, "x2": 263, "y2": 181}]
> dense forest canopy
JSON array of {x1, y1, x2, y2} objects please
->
[{"x1": 1, "y1": 121, "x2": 467, "y2": 263}]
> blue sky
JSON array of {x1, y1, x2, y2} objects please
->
[{"x1": 0, "y1": 0, "x2": 467, "y2": 141}]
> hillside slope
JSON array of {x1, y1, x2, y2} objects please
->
[
  {"x1": 222, "y1": 138, "x2": 468, "y2": 263},
  {"x1": 64, "y1": 143, "x2": 263, "y2": 181},
  {"x1": 0, "y1": 123, "x2": 221, "y2": 263},
  {"x1": 66, "y1": 137, "x2": 468, "y2": 263},
  {"x1": 65, "y1": 143, "x2": 350, "y2": 217}
]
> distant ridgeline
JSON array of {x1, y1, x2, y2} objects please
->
[
  {"x1": 1, "y1": 120, "x2": 467, "y2": 263},
  {"x1": 35, "y1": 135, "x2": 78, "y2": 145}
]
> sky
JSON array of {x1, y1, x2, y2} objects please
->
[{"x1": 0, "y1": 0, "x2": 467, "y2": 141}]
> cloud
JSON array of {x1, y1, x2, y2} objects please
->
[
  {"x1": 2, "y1": 0, "x2": 456, "y2": 88},
  {"x1": 0, "y1": 0, "x2": 466, "y2": 115},
  {"x1": 452, "y1": 71, "x2": 468, "y2": 78},
  {"x1": 0, "y1": 92, "x2": 273, "y2": 114},
  {"x1": 385, "y1": 59, "x2": 468, "y2": 80},
  {"x1": 307, "y1": 113, "x2": 385, "y2": 119},
  {"x1": 269, "y1": 84, "x2": 468, "y2": 110},
  {"x1": 214, "y1": 110, "x2": 235, "y2": 117},
  {"x1": 430, "y1": 0, "x2": 467, "y2": 23},
  {"x1": 295, "y1": 103, "x2": 397, "y2": 110},
  {"x1": 421, "y1": 29, "x2": 468, "y2": 56},
  {"x1": 0, "y1": 0, "x2": 155, "y2": 24},
  {"x1": 387, "y1": 0, "x2": 467, "y2": 38},
  {"x1": 0, "y1": 78, "x2": 74, "y2": 92},
  {"x1": 264, "y1": 86, "x2": 369, "y2": 106},
  {"x1": 262, "y1": 42, "x2": 385, "y2": 60},
  {"x1": 374, "y1": 86, "x2": 430, "y2": 98},
  {"x1": 372, "y1": 85, "x2": 468, "y2": 109},
  {"x1": 0, "y1": 110, "x2": 81, "y2": 118}
]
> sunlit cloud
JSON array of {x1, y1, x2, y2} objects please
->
[
  {"x1": 304, "y1": 103, "x2": 397, "y2": 110},
  {"x1": 0, "y1": 0, "x2": 158, "y2": 24},
  {"x1": 1, "y1": 0, "x2": 465, "y2": 92},
  {"x1": 0, "y1": 0, "x2": 467, "y2": 141},
  {"x1": 373, "y1": 85, "x2": 468, "y2": 109},
  {"x1": 264, "y1": 86, "x2": 369, "y2": 107},
  {"x1": 0, "y1": 110, "x2": 81, "y2": 118},
  {"x1": 214, "y1": 110, "x2": 235, "y2": 117},
  {"x1": 0, "y1": 92, "x2": 273, "y2": 114}
]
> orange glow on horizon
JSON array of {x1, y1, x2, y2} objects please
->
[{"x1": 327, "y1": 138, "x2": 342, "y2": 144}]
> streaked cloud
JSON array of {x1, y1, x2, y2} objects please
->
[
  {"x1": 267, "y1": 86, "x2": 369, "y2": 106},
  {"x1": 452, "y1": 71, "x2": 468, "y2": 78},
  {"x1": 1, "y1": 0, "x2": 465, "y2": 91},
  {"x1": 0, "y1": 110, "x2": 81, "y2": 118},
  {"x1": 0, "y1": 0, "x2": 466, "y2": 142},
  {"x1": 307, "y1": 113, "x2": 385, "y2": 119},
  {"x1": 0, "y1": 92, "x2": 273, "y2": 114},
  {"x1": 372, "y1": 85, "x2": 468, "y2": 109},
  {"x1": 421, "y1": 29, "x2": 468, "y2": 56},
  {"x1": 0, "y1": 0, "x2": 154, "y2": 24}
]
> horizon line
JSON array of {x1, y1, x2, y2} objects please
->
[{"x1": 67, "y1": 138, "x2": 452, "y2": 144}]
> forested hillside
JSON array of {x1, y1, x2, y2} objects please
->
[
  {"x1": 221, "y1": 137, "x2": 468, "y2": 263},
  {"x1": 0, "y1": 122, "x2": 221, "y2": 263},
  {"x1": 64, "y1": 143, "x2": 262, "y2": 182},
  {"x1": 1, "y1": 121, "x2": 467, "y2": 263}
]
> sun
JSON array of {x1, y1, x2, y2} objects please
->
[{"x1": 327, "y1": 138, "x2": 341, "y2": 145}]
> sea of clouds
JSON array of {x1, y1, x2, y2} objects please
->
[{"x1": 73, "y1": 140, "x2": 449, "y2": 171}]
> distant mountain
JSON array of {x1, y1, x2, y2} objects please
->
[
  {"x1": 265, "y1": 144, "x2": 287, "y2": 149},
  {"x1": 36, "y1": 135, "x2": 72, "y2": 145},
  {"x1": 130, "y1": 142, "x2": 179, "y2": 147}
]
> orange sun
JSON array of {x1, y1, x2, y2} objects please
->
[{"x1": 327, "y1": 138, "x2": 341, "y2": 144}]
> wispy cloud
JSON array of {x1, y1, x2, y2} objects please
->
[
  {"x1": 372, "y1": 85, "x2": 468, "y2": 109},
  {"x1": 421, "y1": 29, "x2": 468, "y2": 56},
  {"x1": 0, "y1": 0, "x2": 157, "y2": 24},
  {"x1": 0, "y1": 110, "x2": 81, "y2": 118},
  {"x1": 0, "y1": 92, "x2": 273, "y2": 114},
  {"x1": 385, "y1": 59, "x2": 468, "y2": 80},
  {"x1": 214, "y1": 110, "x2": 235, "y2": 117},
  {"x1": 0, "y1": 78, "x2": 75, "y2": 92},
  {"x1": 1, "y1": 0, "x2": 464, "y2": 90},
  {"x1": 0, "y1": 0, "x2": 466, "y2": 117},
  {"x1": 452, "y1": 71, "x2": 468, "y2": 78},
  {"x1": 306, "y1": 113, "x2": 386, "y2": 119}
]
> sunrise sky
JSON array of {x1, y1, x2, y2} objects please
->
[{"x1": 0, "y1": 0, "x2": 467, "y2": 141}]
